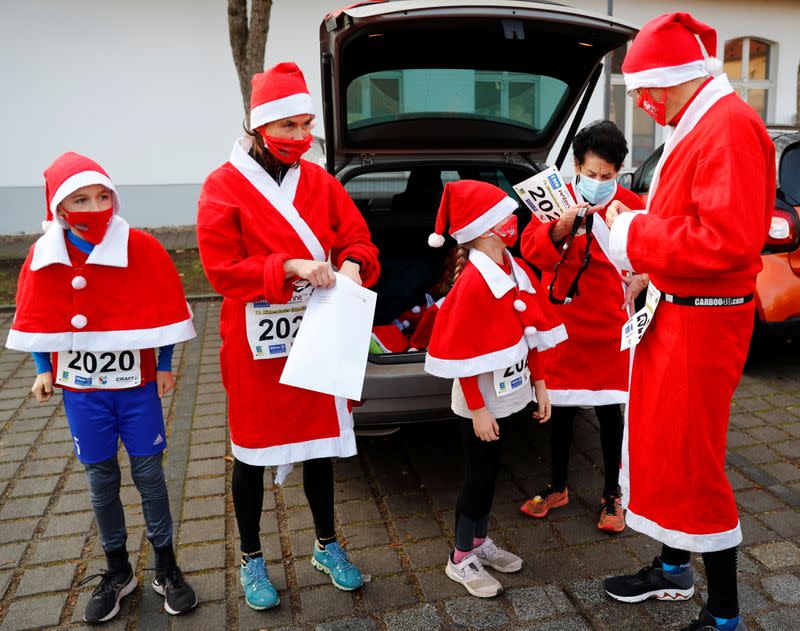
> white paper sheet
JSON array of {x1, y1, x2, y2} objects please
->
[{"x1": 280, "y1": 273, "x2": 377, "y2": 400}]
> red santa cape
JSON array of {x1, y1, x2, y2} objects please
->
[
  {"x1": 521, "y1": 182, "x2": 642, "y2": 405},
  {"x1": 425, "y1": 248, "x2": 567, "y2": 378},
  {"x1": 196, "y1": 137, "x2": 379, "y2": 469},
  {"x1": 7, "y1": 152, "x2": 194, "y2": 354},
  {"x1": 608, "y1": 74, "x2": 775, "y2": 551}
]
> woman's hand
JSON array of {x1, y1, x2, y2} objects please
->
[
  {"x1": 622, "y1": 273, "x2": 650, "y2": 311},
  {"x1": 472, "y1": 407, "x2": 500, "y2": 441},
  {"x1": 605, "y1": 200, "x2": 631, "y2": 229},
  {"x1": 285, "y1": 259, "x2": 336, "y2": 289},
  {"x1": 31, "y1": 372, "x2": 54, "y2": 403},
  {"x1": 532, "y1": 380, "x2": 551, "y2": 423},
  {"x1": 338, "y1": 260, "x2": 362, "y2": 286},
  {"x1": 550, "y1": 203, "x2": 592, "y2": 243},
  {"x1": 157, "y1": 370, "x2": 176, "y2": 398}
]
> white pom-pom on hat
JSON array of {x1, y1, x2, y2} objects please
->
[
  {"x1": 705, "y1": 56, "x2": 723, "y2": 77},
  {"x1": 428, "y1": 233, "x2": 445, "y2": 248}
]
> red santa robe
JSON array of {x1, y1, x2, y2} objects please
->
[
  {"x1": 196, "y1": 137, "x2": 379, "y2": 470},
  {"x1": 7, "y1": 216, "x2": 195, "y2": 356},
  {"x1": 425, "y1": 248, "x2": 567, "y2": 397},
  {"x1": 521, "y1": 182, "x2": 643, "y2": 405},
  {"x1": 608, "y1": 74, "x2": 775, "y2": 552}
]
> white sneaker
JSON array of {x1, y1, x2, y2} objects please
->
[
  {"x1": 445, "y1": 554, "x2": 503, "y2": 598},
  {"x1": 473, "y1": 537, "x2": 523, "y2": 573}
]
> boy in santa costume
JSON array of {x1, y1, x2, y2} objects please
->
[
  {"x1": 601, "y1": 13, "x2": 774, "y2": 631},
  {"x1": 520, "y1": 120, "x2": 643, "y2": 533},
  {"x1": 424, "y1": 180, "x2": 567, "y2": 597},
  {"x1": 6, "y1": 152, "x2": 198, "y2": 622},
  {"x1": 197, "y1": 62, "x2": 379, "y2": 610}
]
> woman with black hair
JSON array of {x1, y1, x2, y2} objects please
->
[{"x1": 519, "y1": 120, "x2": 644, "y2": 532}]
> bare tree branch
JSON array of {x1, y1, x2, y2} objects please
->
[{"x1": 228, "y1": 0, "x2": 273, "y2": 122}]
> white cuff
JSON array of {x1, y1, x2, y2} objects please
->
[{"x1": 609, "y1": 211, "x2": 643, "y2": 272}]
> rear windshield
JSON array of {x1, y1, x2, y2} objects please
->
[{"x1": 346, "y1": 69, "x2": 568, "y2": 132}]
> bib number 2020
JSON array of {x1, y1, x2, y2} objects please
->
[{"x1": 67, "y1": 350, "x2": 136, "y2": 374}]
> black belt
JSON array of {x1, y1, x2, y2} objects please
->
[{"x1": 660, "y1": 292, "x2": 754, "y2": 307}]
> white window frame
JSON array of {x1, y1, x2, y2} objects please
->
[{"x1": 724, "y1": 36, "x2": 777, "y2": 123}]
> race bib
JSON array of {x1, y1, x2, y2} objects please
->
[
  {"x1": 56, "y1": 350, "x2": 142, "y2": 389},
  {"x1": 493, "y1": 357, "x2": 531, "y2": 397},
  {"x1": 620, "y1": 283, "x2": 661, "y2": 351},
  {"x1": 245, "y1": 284, "x2": 313, "y2": 359}
]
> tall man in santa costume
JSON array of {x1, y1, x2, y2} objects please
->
[
  {"x1": 601, "y1": 13, "x2": 774, "y2": 631},
  {"x1": 7, "y1": 153, "x2": 198, "y2": 622},
  {"x1": 197, "y1": 62, "x2": 379, "y2": 611}
]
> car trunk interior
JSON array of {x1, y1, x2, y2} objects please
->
[{"x1": 342, "y1": 162, "x2": 537, "y2": 360}]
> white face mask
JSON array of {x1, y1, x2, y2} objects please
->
[{"x1": 576, "y1": 173, "x2": 615, "y2": 204}]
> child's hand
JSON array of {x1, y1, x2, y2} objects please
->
[
  {"x1": 472, "y1": 407, "x2": 500, "y2": 441},
  {"x1": 533, "y1": 380, "x2": 551, "y2": 423},
  {"x1": 31, "y1": 372, "x2": 54, "y2": 403},
  {"x1": 157, "y1": 371, "x2": 176, "y2": 398}
]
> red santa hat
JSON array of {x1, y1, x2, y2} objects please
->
[
  {"x1": 43, "y1": 152, "x2": 119, "y2": 232},
  {"x1": 428, "y1": 180, "x2": 518, "y2": 247},
  {"x1": 250, "y1": 62, "x2": 316, "y2": 130},
  {"x1": 622, "y1": 12, "x2": 723, "y2": 92}
]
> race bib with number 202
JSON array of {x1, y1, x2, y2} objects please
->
[
  {"x1": 493, "y1": 357, "x2": 531, "y2": 397},
  {"x1": 245, "y1": 284, "x2": 313, "y2": 360},
  {"x1": 56, "y1": 350, "x2": 142, "y2": 389}
]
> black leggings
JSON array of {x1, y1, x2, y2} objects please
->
[
  {"x1": 232, "y1": 457, "x2": 335, "y2": 554},
  {"x1": 454, "y1": 416, "x2": 509, "y2": 552},
  {"x1": 550, "y1": 404, "x2": 624, "y2": 496},
  {"x1": 661, "y1": 544, "x2": 739, "y2": 619}
]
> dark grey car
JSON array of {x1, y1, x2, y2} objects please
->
[{"x1": 319, "y1": 0, "x2": 637, "y2": 426}]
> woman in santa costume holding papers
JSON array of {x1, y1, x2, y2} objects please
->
[
  {"x1": 424, "y1": 180, "x2": 567, "y2": 598},
  {"x1": 6, "y1": 152, "x2": 198, "y2": 622},
  {"x1": 519, "y1": 120, "x2": 643, "y2": 533},
  {"x1": 601, "y1": 14, "x2": 774, "y2": 631},
  {"x1": 197, "y1": 62, "x2": 379, "y2": 610}
]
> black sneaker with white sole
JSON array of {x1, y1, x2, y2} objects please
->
[
  {"x1": 81, "y1": 567, "x2": 138, "y2": 623},
  {"x1": 682, "y1": 608, "x2": 748, "y2": 631},
  {"x1": 152, "y1": 564, "x2": 198, "y2": 615},
  {"x1": 604, "y1": 557, "x2": 695, "y2": 603}
]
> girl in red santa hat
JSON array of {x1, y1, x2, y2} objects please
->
[
  {"x1": 519, "y1": 120, "x2": 644, "y2": 533},
  {"x1": 197, "y1": 62, "x2": 379, "y2": 610},
  {"x1": 6, "y1": 153, "x2": 198, "y2": 622},
  {"x1": 424, "y1": 180, "x2": 567, "y2": 597}
]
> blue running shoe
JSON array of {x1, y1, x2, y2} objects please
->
[
  {"x1": 240, "y1": 557, "x2": 280, "y2": 610},
  {"x1": 311, "y1": 541, "x2": 364, "y2": 591}
]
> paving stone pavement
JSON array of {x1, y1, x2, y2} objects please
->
[{"x1": 0, "y1": 302, "x2": 797, "y2": 630}]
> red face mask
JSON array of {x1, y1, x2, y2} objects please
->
[
  {"x1": 62, "y1": 208, "x2": 113, "y2": 244},
  {"x1": 637, "y1": 88, "x2": 667, "y2": 126},
  {"x1": 490, "y1": 215, "x2": 518, "y2": 247},
  {"x1": 259, "y1": 131, "x2": 313, "y2": 165}
]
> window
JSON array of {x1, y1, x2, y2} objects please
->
[
  {"x1": 608, "y1": 44, "x2": 660, "y2": 169},
  {"x1": 724, "y1": 37, "x2": 775, "y2": 122},
  {"x1": 346, "y1": 69, "x2": 568, "y2": 131}
]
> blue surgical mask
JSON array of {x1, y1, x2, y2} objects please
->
[{"x1": 576, "y1": 174, "x2": 615, "y2": 204}]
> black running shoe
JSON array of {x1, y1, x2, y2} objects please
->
[
  {"x1": 81, "y1": 566, "x2": 137, "y2": 623},
  {"x1": 682, "y1": 608, "x2": 747, "y2": 631},
  {"x1": 152, "y1": 564, "x2": 198, "y2": 615},
  {"x1": 604, "y1": 557, "x2": 695, "y2": 603}
]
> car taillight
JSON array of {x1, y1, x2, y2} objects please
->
[{"x1": 764, "y1": 207, "x2": 800, "y2": 254}]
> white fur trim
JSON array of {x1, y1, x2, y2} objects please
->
[
  {"x1": 608, "y1": 211, "x2": 641, "y2": 272},
  {"x1": 250, "y1": 92, "x2": 315, "y2": 130},
  {"x1": 229, "y1": 137, "x2": 326, "y2": 262},
  {"x1": 549, "y1": 389, "x2": 628, "y2": 406},
  {"x1": 230, "y1": 397, "x2": 356, "y2": 474},
  {"x1": 425, "y1": 335, "x2": 529, "y2": 378},
  {"x1": 468, "y1": 249, "x2": 535, "y2": 299},
  {"x1": 71, "y1": 275, "x2": 87, "y2": 290},
  {"x1": 528, "y1": 323, "x2": 568, "y2": 351},
  {"x1": 85, "y1": 216, "x2": 129, "y2": 267},
  {"x1": 626, "y1": 510, "x2": 742, "y2": 553},
  {"x1": 451, "y1": 196, "x2": 518, "y2": 244},
  {"x1": 6, "y1": 315, "x2": 196, "y2": 352},
  {"x1": 49, "y1": 170, "x2": 119, "y2": 217},
  {"x1": 31, "y1": 221, "x2": 72, "y2": 270},
  {"x1": 623, "y1": 59, "x2": 709, "y2": 91},
  {"x1": 428, "y1": 233, "x2": 445, "y2": 248}
]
